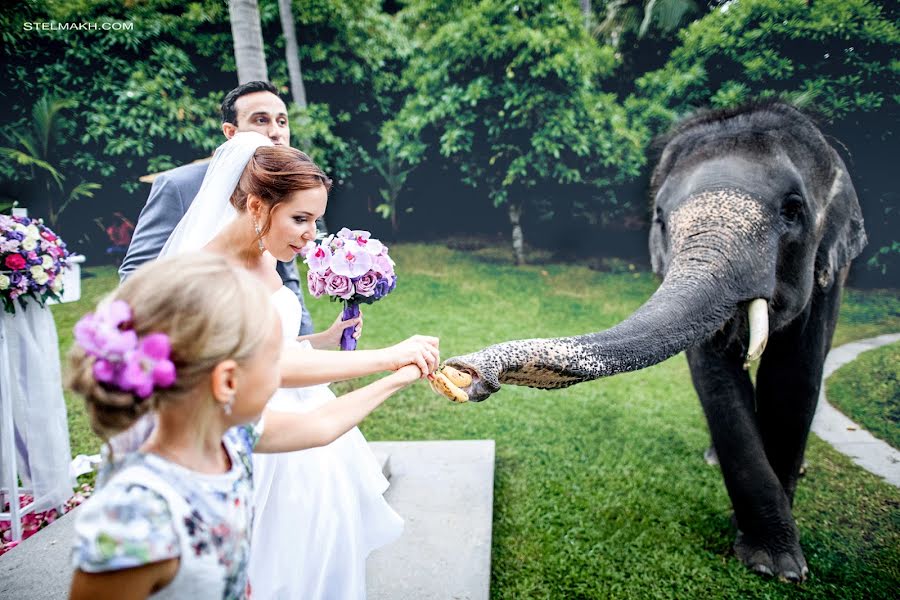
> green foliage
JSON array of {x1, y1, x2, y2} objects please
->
[
  {"x1": 828, "y1": 341, "x2": 900, "y2": 450},
  {"x1": 55, "y1": 245, "x2": 900, "y2": 597},
  {"x1": 0, "y1": 94, "x2": 102, "y2": 230},
  {"x1": 0, "y1": 0, "x2": 223, "y2": 200},
  {"x1": 636, "y1": 0, "x2": 899, "y2": 122},
  {"x1": 386, "y1": 0, "x2": 646, "y2": 225}
]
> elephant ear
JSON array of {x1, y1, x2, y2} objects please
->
[{"x1": 814, "y1": 155, "x2": 867, "y2": 289}]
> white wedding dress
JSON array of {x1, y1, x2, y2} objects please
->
[{"x1": 248, "y1": 286, "x2": 403, "y2": 599}]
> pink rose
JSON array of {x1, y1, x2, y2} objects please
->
[
  {"x1": 4, "y1": 254, "x2": 25, "y2": 270},
  {"x1": 354, "y1": 271, "x2": 378, "y2": 297},
  {"x1": 325, "y1": 271, "x2": 354, "y2": 299},
  {"x1": 307, "y1": 269, "x2": 327, "y2": 298}
]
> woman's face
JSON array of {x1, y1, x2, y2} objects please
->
[{"x1": 260, "y1": 186, "x2": 328, "y2": 262}]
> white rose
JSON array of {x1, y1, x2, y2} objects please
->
[
  {"x1": 51, "y1": 276, "x2": 64, "y2": 293},
  {"x1": 41, "y1": 255, "x2": 54, "y2": 269},
  {"x1": 25, "y1": 225, "x2": 40, "y2": 240},
  {"x1": 30, "y1": 265, "x2": 49, "y2": 285},
  {"x1": 0, "y1": 274, "x2": 9, "y2": 290},
  {"x1": 21, "y1": 237, "x2": 37, "y2": 251}
]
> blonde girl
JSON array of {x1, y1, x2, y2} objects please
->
[{"x1": 67, "y1": 254, "x2": 425, "y2": 600}]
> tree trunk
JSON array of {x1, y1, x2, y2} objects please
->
[
  {"x1": 508, "y1": 202, "x2": 525, "y2": 266},
  {"x1": 580, "y1": 0, "x2": 592, "y2": 30},
  {"x1": 228, "y1": 0, "x2": 268, "y2": 84},
  {"x1": 278, "y1": 0, "x2": 307, "y2": 107}
]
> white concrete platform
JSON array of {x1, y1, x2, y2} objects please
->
[
  {"x1": 811, "y1": 332, "x2": 900, "y2": 487},
  {"x1": 366, "y1": 440, "x2": 495, "y2": 600}
]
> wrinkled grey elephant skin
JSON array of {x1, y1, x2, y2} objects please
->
[{"x1": 446, "y1": 103, "x2": 867, "y2": 582}]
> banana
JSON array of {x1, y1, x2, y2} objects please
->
[
  {"x1": 429, "y1": 371, "x2": 468, "y2": 403},
  {"x1": 440, "y1": 365, "x2": 472, "y2": 388}
]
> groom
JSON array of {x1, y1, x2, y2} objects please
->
[{"x1": 120, "y1": 81, "x2": 314, "y2": 334}]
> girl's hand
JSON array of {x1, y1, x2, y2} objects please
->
[
  {"x1": 384, "y1": 335, "x2": 440, "y2": 376},
  {"x1": 392, "y1": 363, "x2": 426, "y2": 386},
  {"x1": 316, "y1": 311, "x2": 363, "y2": 349}
]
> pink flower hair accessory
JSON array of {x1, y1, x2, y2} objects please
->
[{"x1": 73, "y1": 299, "x2": 177, "y2": 399}]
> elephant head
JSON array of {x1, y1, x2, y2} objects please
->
[{"x1": 443, "y1": 102, "x2": 866, "y2": 402}]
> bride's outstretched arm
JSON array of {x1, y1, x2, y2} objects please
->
[
  {"x1": 257, "y1": 365, "x2": 422, "y2": 452},
  {"x1": 278, "y1": 335, "x2": 439, "y2": 387}
]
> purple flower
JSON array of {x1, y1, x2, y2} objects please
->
[
  {"x1": 73, "y1": 300, "x2": 177, "y2": 399},
  {"x1": 330, "y1": 248, "x2": 374, "y2": 278},
  {"x1": 373, "y1": 254, "x2": 395, "y2": 279},
  {"x1": 372, "y1": 277, "x2": 391, "y2": 300},
  {"x1": 354, "y1": 271, "x2": 378, "y2": 297},
  {"x1": 307, "y1": 269, "x2": 327, "y2": 298},
  {"x1": 324, "y1": 271, "x2": 354, "y2": 300},
  {"x1": 306, "y1": 244, "x2": 332, "y2": 273}
]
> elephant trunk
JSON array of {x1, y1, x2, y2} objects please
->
[{"x1": 447, "y1": 189, "x2": 777, "y2": 401}]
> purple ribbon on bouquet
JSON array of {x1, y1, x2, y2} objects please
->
[{"x1": 340, "y1": 301, "x2": 360, "y2": 351}]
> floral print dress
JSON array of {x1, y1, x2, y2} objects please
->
[{"x1": 72, "y1": 425, "x2": 262, "y2": 599}]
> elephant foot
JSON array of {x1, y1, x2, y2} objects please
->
[
  {"x1": 704, "y1": 446, "x2": 719, "y2": 466},
  {"x1": 734, "y1": 530, "x2": 809, "y2": 583}
]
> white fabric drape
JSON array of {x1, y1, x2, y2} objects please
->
[{"x1": 0, "y1": 307, "x2": 73, "y2": 512}]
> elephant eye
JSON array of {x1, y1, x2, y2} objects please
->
[
  {"x1": 654, "y1": 208, "x2": 666, "y2": 231},
  {"x1": 781, "y1": 194, "x2": 803, "y2": 223}
]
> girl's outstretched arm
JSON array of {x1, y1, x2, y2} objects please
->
[
  {"x1": 70, "y1": 559, "x2": 179, "y2": 600},
  {"x1": 279, "y1": 335, "x2": 439, "y2": 387},
  {"x1": 257, "y1": 365, "x2": 422, "y2": 453}
]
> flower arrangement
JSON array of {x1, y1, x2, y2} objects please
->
[
  {"x1": 0, "y1": 214, "x2": 71, "y2": 314},
  {"x1": 74, "y1": 299, "x2": 177, "y2": 399},
  {"x1": 0, "y1": 484, "x2": 93, "y2": 557},
  {"x1": 303, "y1": 228, "x2": 397, "y2": 351}
]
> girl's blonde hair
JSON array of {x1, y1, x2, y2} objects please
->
[{"x1": 67, "y1": 253, "x2": 277, "y2": 440}]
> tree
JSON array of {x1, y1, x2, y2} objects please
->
[
  {"x1": 229, "y1": 0, "x2": 269, "y2": 83},
  {"x1": 635, "y1": 0, "x2": 899, "y2": 280},
  {"x1": 387, "y1": 0, "x2": 645, "y2": 264},
  {"x1": 278, "y1": 0, "x2": 308, "y2": 107},
  {"x1": 0, "y1": 95, "x2": 100, "y2": 231}
]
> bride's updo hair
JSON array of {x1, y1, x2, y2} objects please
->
[
  {"x1": 67, "y1": 253, "x2": 277, "y2": 440},
  {"x1": 230, "y1": 145, "x2": 333, "y2": 237}
]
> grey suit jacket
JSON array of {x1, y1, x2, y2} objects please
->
[{"x1": 119, "y1": 162, "x2": 314, "y2": 335}]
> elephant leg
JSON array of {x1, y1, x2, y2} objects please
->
[
  {"x1": 755, "y1": 274, "x2": 845, "y2": 502},
  {"x1": 686, "y1": 343, "x2": 807, "y2": 582}
]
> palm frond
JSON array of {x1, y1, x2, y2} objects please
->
[{"x1": 0, "y1": 146, "x2": 64, "y2": 187}]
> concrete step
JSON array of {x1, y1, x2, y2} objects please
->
[{"x1": 366, "y1": 440, "x2": 495, "y2": 600}]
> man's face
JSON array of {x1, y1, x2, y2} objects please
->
[{"x1": 223, "y1": 91, "x2": 290, "y2": 146}]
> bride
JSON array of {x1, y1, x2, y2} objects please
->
[{"x1": 159, "y1": 131, "x2": 437, "y2": 598}]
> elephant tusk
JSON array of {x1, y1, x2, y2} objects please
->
[{"x1": 744, "y1": 298, "x2": 769, "y2": 369}]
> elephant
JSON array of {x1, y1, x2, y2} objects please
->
[{"x1": 440, "y1": 102, "x2": 867, "y2": 582}]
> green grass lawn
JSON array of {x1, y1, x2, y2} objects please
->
[
  {"x1": 827, "y1": 342, "x2": 900, "y2": 450},
  {"x1": 51, "y1": 244, "x2": 900, "y2": 599}
]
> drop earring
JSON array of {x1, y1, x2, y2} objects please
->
[
  {"x1": 223, "y1": 394, "x2": 234, "y2": 416},
  {"x1": 253, "y1": 222, "x2": 265, "y2": 253}
]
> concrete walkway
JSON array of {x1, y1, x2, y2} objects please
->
[
  {"x1": 811, "y1": 332, "x2": 900, "y2": 487},
  {"x1": 0, "y1": 440, "x2": 496, "y2": 599}
]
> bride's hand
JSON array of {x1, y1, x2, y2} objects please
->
[
  {"x1": 383, "y1": 335, "x2": 440, "y2": 377},
  {"x1": 316, "y1": 311, "x2": 363, "y2": 350}
]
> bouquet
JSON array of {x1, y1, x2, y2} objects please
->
[
  {"x1": 0, "y1": 214, "x2": 71, "y2": 314},
  {"x1": 303, "y1": 228, "x2": 397, "y2": 351}
]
